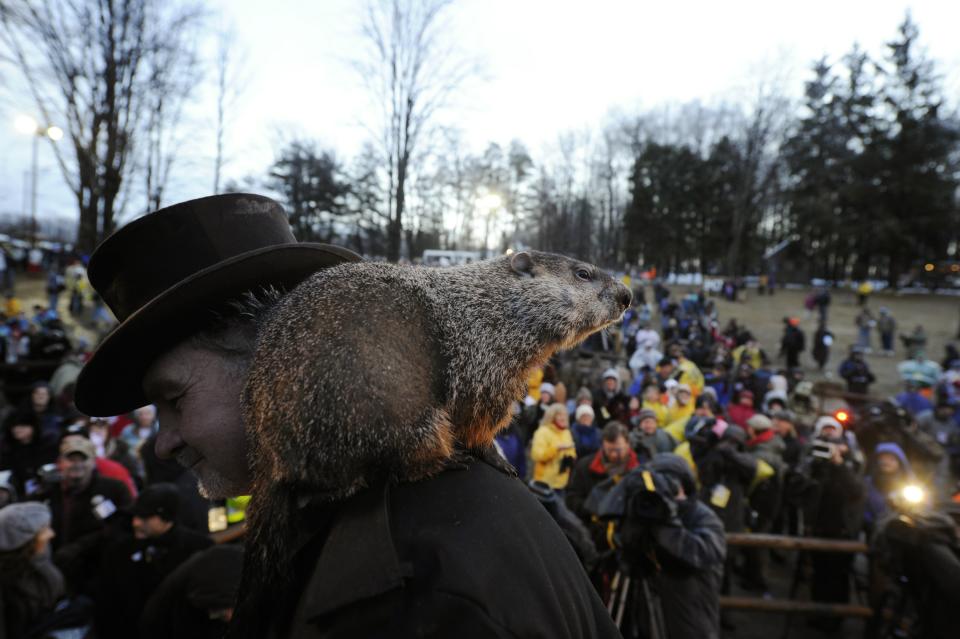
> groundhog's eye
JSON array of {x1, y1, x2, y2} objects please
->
[{"x1": 575, "y1": 268, "x2": 592, "y2": 281}]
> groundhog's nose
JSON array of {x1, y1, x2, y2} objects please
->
[{"x1": 615, "y1": 284, "x2": 632, "y2": 311}]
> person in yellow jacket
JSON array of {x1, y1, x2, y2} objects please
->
[
  {"x1": 531, "y1": 403, "x2": 577, "y2": 489},
  {"x1": 664, "y1": 383, "x2": 695, "y2": 441},
  {"x1": 668, "y1": 343, "x2": 705, "y2": 396},
  {"x1": 640, "y1": 383, "x2": 669, "y2": 426},
  {"x1": 732, "y1": 335, "x2": 768, "y2": 371}
]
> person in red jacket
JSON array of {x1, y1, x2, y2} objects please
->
[{"x1": 727, "y1": 389, "x2": 756, "y2": 429}]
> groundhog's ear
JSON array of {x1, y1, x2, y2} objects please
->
[{"x1": 510, "y1": 252, "x2": 534, "y2": 277}]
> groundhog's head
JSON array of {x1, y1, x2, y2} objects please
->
[{"x1": 506, "y1": 250, "x2": 631, "y2": 351}]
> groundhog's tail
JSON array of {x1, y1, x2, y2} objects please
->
[{"x1": 229, "y1": 480, "x2": 298, "y2": 638}]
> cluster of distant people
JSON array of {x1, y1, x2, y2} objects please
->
[
  {"x1": 492, "y1": 281, "x2": 960, "y2": 638},
  {"x1": 4, "y1": 261, "x2": 960, "y2": 638},
  {"x1": 0, "y1": 269, "x2": 241, "y2": 638}
]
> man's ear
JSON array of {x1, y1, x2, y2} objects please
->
[{"x1": 510, "y1": 252, "x2": 534, "y2": 277}]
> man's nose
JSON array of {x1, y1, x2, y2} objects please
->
[{"x1": 155, "y1": 427, "x2": 182, "y2": 460}]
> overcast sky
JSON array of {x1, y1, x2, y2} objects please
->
[{"x1": 1, "y1": 0, "x2": 958, "y2": 230}]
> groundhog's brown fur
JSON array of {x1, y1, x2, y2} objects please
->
[
  {"x1": 244, "y1": 250, "x2": 630, "y2": 496},
  {"x1": 238, "y1": 251, "x2": 630, "y2": 608}
]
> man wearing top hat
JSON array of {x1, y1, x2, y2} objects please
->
[{"x1": 73, "y1": 194, "x2": 619, "y2": 638}]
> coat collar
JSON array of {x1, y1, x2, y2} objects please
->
[{"x1": 296, "y1": 481, "x2": 407, "y2": 621}]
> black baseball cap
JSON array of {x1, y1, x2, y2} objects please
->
[{"x1": 133, "y1": 483, "x2": 180, "y2": 521}]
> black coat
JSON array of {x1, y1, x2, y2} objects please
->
[
  {"x1": 647, "y1": 501, "x2": 726, "y2": 639},
  {"x1": 140, "y1": 545, "x2": 244, "y2": 639},
  {"x1": 48, "y1": 473, "x2": 133, "y2": 547},
  {"x1": 691, "y1": 432, "x2": 757, "y2": 533},
  {"x1": 237, "y1": 456, "x2": 621, "y2": 639},
  {"x1": 94, "y1": 525, "x2": 213, "y2": 639},
  {"x1": 0, "y1": 432, "x2": 58, "y2": 498}
]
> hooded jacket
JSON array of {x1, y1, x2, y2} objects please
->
[
  {"x1": 589, "y1": 455, "x2": 725, "y2": 639},
  {"x1": 863, "y1": 442, "x2": 915, "y2": 530}
]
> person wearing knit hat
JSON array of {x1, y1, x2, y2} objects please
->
[
  {"x1": 0, "y1": 501, "x2": 53, "y2": 551},
  {"x1": 521, "y1": 382, "x2": 558, "y2": 443},
  {"x1": 593, "y1": 367, "x2": 629, "y2": 425},
  {"x1": 539, "y1": 382, "x2": 556, "y2": 402},
  {"x1": 746, "y1": 414, "x2": 774, "y2": 432},
  {"x1": 0, "y1": 502, "x2": 65, "y2": 638},
  {"x1": 575, "y1": 387, "x2": 593, "y2": 404},
  {"x1": 571, "y1": 404, "x2": 600, "y2": 459},
  {"x1": 813, "y1": 415, "x2": 843, "y2": 439},
  {"x1": 629, "y1": 408, "x2": 676, "y2": 462}
]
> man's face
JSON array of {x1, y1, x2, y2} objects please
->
[
  {"x1": 540, "y1": 392, "x2": 553, "y2": 405},
  {"x1": 60, "y1": 452, "x2": 95, "y2": 486},
  {"x1": 577, "y1": 412, "x2": 593, "y2": 426},
  {"x1": 639, "y1": 417, "x2": 657, "y2": 435},
  {"x1": 602, "y1": 437, "x2": 629, "y2": 465},
  {"x1": 604, "y1": 378, "x2": 617, "y2": 393},
  {"x1": 676, "y1": 390, "x2": 691, "y2": 406},
  {"x1": 774, "y1": 418, "x2": 792, "y2": 436},
  {"x1": 694, "y1": 405, "x2": 712, "y2": 418},
  {"x1": 11, "y1": 424, "x2": 33, "y2": 444},
  {"x1": 643, "y1": 387, "x2": 659, "y2": 403},
  {"x1": 876, "y1": 452, "x2": 901, "y2": 475},
  {"x1": 143, "y1": 340, "x2": 251, "y2": 499},
  {"x1": 32, "y1": 386, "x2": 50, "y2": 409},
  {"x1": 132, "y1": 514, "x2": 173, "y2": 540}
]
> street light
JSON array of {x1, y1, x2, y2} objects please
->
[{"x1": 13, "y1": 115, "x2": 62, "y2": 246}]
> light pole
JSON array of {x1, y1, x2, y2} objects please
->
[{"x1": 14, "y1": 115, "x2": 63, "y2": 246}]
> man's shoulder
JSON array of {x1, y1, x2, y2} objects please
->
[{"x1": 292, "y1": 459, "x2": 619, "y2": 638}]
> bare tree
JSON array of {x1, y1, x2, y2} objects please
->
[
  {"x1": 353, "y1": 0, "x2": 478, "y2": 261},
  {"x1": 0, "y1": 0, "x2": 204, "y2": 253},
  {"x1": 213, "y1": 25, "x2": 246, "y2": 194},
  {"x1": 143, "y1": 7, "x2": 205, "y2": 212}
]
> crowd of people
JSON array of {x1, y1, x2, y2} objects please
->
[
  {"x1": 0, "y1": 273, "x2": 240, "y2": 639},
  {"x1": 494, "y1": 284, "x2": 960, "y2": 638}
]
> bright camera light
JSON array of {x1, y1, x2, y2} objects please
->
[
  {"x1": 14, "y1": 115, "x2": 38, "y2": 135},
  {"x1": 901, "y1": 484, "x2": 925, "y2": 505},
  {"x1": 46, "y1": 126, "x2": 63, "y2": 141}
]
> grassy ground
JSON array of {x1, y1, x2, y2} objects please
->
[{"x1": 667, "y1": 284, "x2": 960, "y2": 399}]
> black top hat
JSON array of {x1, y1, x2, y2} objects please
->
[{"x1": 74, "y1": 194, "x2": 360, "y2": 416}]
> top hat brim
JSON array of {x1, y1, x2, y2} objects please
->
[{"x1": 74, "y1": 243, "x2": 359, "y2": 417}]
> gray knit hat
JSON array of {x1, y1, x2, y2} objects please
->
[{"x1": 0, "y1": 502, "x2": 51, "y2": 551}]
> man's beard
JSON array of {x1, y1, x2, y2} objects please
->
[{"x1": 195, "y1": 467, "x2": 245, "y2": 500}]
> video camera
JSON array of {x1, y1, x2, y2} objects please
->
[{"x1": 811, "y1": 440, "x2": 839, "y2": 461}]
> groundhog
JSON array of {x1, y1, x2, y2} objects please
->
[{"x1": 238, "y1": 250, "x2": 630, "y2": 604}]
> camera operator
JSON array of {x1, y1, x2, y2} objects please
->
[
  {"x1": 799, "y1": 415, "x2": 865, "y2": 631},
  {"x1": 869, "y1": 504, "x2": 960, "y2": 639},
  {"x1": 591, "y1": 453, "x2": 725, "y2": 639}
]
